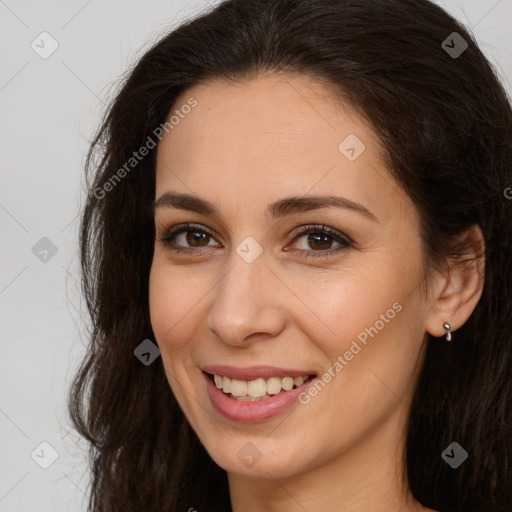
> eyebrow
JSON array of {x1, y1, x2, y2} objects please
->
[{"x1": 153, "y1": 192, "x2": 378, "y2": 222}]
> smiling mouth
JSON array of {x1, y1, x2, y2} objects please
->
[{"x1": 205, "y1": 372, "x2": 316, "y2": 401}]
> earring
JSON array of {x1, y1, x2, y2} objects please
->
[{"x1": 443, "y1": 322, "x2": 452, "y2": 341}]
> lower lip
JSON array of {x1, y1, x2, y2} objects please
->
[{"x1": 203, "y1": 372, "x2": 317, "y2": 423}]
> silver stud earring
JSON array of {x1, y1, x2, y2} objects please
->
[{"x1": 443, "y1": 322, "x2": 452, "y2": 341}]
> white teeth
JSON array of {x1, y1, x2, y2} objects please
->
[
  {"x1": 294, "y1": 376, "x2": 305, "y2": 387},
  {"x1": 266, "y1": 376, "x2": 282, "y2": 395},
  {"x1": 222, "y1": 376, "x2": 231, "y2": 394},
  {"x1": 212, "y1": 373, "x2": 311, "y2": 398},
  {"x1": 236, "y1": 395, "x2": 270, "y2": 401},
  {"x1": 230, "y1": 379, "x2": 248, "y2": 397},
  {"x1": 282, "y1": 376, "x2": 294, "y2": 391},
  {"x1": 247, "y1": 378, "x2": 267, "y2": 398}
]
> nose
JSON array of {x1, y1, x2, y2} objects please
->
[{"x1": 206, "y1": 251, "x2": 286, "y2": 347}]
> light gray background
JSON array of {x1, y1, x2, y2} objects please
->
[{"x1": 1, "y1": 1, "x2": 511, "y2": 510}]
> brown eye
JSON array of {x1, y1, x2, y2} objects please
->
[
  {"x1": 158, "y1": 223, "x2": 220, "y2": 252},
  {"x1": 302, "y1": 232, "x2": 335, "y2": 251},
  {"x1": 287, "y1": 225, "x2": 352, "y2": 259},
  {"x1": 157, "y1": 223, "x2": 352, "y2": 259},
  {"x1": 183, "y1": 230, "x2": 210, "y2": 247}
]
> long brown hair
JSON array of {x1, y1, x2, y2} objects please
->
[{"x1": 69, "y1": 1, "x2": 512, "y2": 510}]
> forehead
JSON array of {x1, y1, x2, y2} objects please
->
[
  {"x1": 154, "y1": 73, "x2": 411, "y2": 223},
  {"x1": 163, "y1": 73, "x2": 365, "y2": 145}
]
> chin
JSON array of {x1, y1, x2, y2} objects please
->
[{"x1": 200, "y1": 434, "x2": 313, "y2": 479}]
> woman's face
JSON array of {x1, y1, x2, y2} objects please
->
[{"x1": 149, "y1": 74, "x2": 435, "y2": 480}]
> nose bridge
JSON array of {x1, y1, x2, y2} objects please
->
[{"x1": 207, "y1": 248, "x2": 284, "y2": 345}]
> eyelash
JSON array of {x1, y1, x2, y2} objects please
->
[{"x1": 156, "y1": 223, "x2": 352, "y2": 259}]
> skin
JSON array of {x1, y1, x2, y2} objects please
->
[{"x1": 148, "y1": 73, "x2": 484, "y2": 512}]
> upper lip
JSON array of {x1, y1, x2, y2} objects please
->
[{"x1": 202, "y1": 365, "x2": 316, "y2": 381}]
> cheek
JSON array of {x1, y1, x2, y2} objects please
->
[
  {"x1": 149, "y1": 268, "x2": 172, "y2": 337},
  {"x1": 148, "y1": 264, "x2": 202, "y2": 401},
  {"x1": 148, "y1": 262, "x2": 195, "y2": 352},
  {"x1": 148, "y1": 257, "x2": 213, "y2": 339},
  {"x1": 312, "y1": 286, "x2": 424, "y2": 418},
  {"x1": 286, "y1": 267, "x2": 407, "y2": 357},
  {"x1": 291, "y1": 258, "x2": 425, "y2": 402}
]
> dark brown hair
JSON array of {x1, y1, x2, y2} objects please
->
[{"x1": 69, "y1": 0, "x2": 512, "y2": 510}]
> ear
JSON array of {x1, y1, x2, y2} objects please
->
[{"x1": 424, "y1": 224, "x2": 485, "y2": 338}]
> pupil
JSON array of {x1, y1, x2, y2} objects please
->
[
  {"x1": 309, "y1": 233, "x2": 331, "y2": 250},
  {"x1": 187, "y1": 231, "x2": 208, "y2": 246}
]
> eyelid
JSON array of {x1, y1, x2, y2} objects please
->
[
  {"x1": 288, "y1": 224, "x2": 353, "y2": 246},
  {"x1": 169, "y1": 222, "x2": 212, "y2": 236},
  {"x1": 156, "y1": 223, "x2": 218, "y2": 245}
]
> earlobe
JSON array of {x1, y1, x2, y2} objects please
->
[{"x1": 424, "y1": 224, "x2": 485, "y2": 339}]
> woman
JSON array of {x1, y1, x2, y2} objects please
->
[{"x1": 69, "y1": 0, "x2": 512, "y2": 511}]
